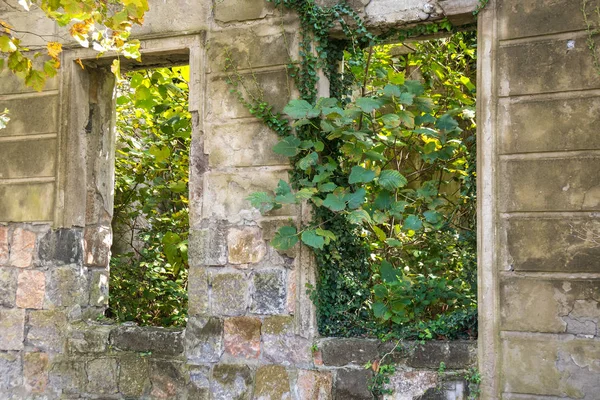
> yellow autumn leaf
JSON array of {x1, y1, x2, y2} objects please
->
[{"x1": 47, "y1": 41, "x2": 62, "y2": 60}]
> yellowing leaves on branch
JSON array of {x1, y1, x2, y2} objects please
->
[{"x1": 0, "y1": 0, "x2": 149, "y2": 91}]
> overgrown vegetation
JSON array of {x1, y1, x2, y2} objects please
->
[
  {"x1": 230, "y1": 0, "x2": 477, "y2": 340},
  {"x1": 108, "y1": 66, "x2": 191, "y2": 327}
]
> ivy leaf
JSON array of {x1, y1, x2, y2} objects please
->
[
  {"x1": 344, "y1": 188, "x2": 366, "y2": 209},
  {"x1": 246, "y1": 192, "x2": 276, "y2": 213},
  {"x1": 355, "y1": 97, "x2": 382, "y2": 113},
  {"x1": 346, "y1": 209, "x2": 372, "y2": 225},
  {"x1": 403, "y1": 215, "x2": 423, "y2": 231},
  {"x1": 378, "y1": 170, "x2": 408, "y2": 191},
  {"x1": 298, "y1": 151, "x2": 318, "y2": 170},
  {"x1": 273, "y1": 136, "x2": 301, "y2": 157},
  {"x1": 318, "y1": 182, "x2": 337, "y2": 192},
  {"x1": 348, "y1": 166, "x2": 376, "y2": 184},
  {"x1": 323, "y1": 193, "x2": 346, "y2": 212},
  {"x1": 301, "y1": 229, "x2": 325, "y2": 250},
  {"x1": 274, "y1": 180, "x2": 296, "y2": 204},
  {"x1": 271, "y1": 226, "x2": 299, "y2": 250},
  {"x1": 283, "y1": 99, "x2": 319, "y2": 119},
  {"x1": 295, "y1": 188, "x2": 317, "y2": 201}
]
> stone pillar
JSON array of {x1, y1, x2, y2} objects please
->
[{"x1": 479, "y1": 0, "x2": 600, "y2": 397}]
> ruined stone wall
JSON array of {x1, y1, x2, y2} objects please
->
[
  {"x1": 478, "y1": 1, "x2": 600, "y2": 398},
  {"x1": 0, "y1": 0, "x2": 480, "y2": 398}
]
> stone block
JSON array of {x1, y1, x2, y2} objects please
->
[
  {"x1": 9, "y1": 227, "x2": 36, "y2": 268},
  {"x1": 188, "y1": 266, "x2": 209, "y2": 316},
  {"x1": 0, "y1": 308, "x2": 25, "y2": 350},
  {"x1": 502, "y1": 336, "x2": 600, "y2": 398},
  {"x1": 38, "y1": 229, "x2": 83, "y2": 266},
  {"x1": 23, "y1": 352, "x2": 49, "y2": 394},
  {"x1": 205, "y1": 121, "x2": 289, "y2": 168},
  {"x1": 67, "y1": 324, "x2": 111, "y2": 354},
  {"x1": 262, "y1": 315, "x2": 295, "y2": 335},
  {"x1": 499, "y1": 38, "x2": 600, "y2": 97},
  {"x1": 499, "y1": 157, "x2": 600, "y2": 212},
  {"x1": 263, "y1": 332, "x2": 311, "y2": 367},
  {"x1": 83, "y1": 225, "x2": 111, "y2": 267},
  {"x1": 211, "y1": 364, "x2": 254, "y2": 400},
  {"x1": 334, "y1": 369, "x2": 373, "y2": 400},
  {"x1": 185, "y1": 317, "x2": 224, "y2": 363},
  {"x1": 503, "y1": 218, "x2": 600, "y2": 272},
  {"x1": 498, "y1": 0, "x2": 585, "y2": 40},
  {"x1": 118, "y1": 355, "x2": 150, "y2": 398},
  {"x1": 251, "y1": 269, "x2": 286, "y2": 314},
  {"x1": 499, "y1": 95, "x2": 600, "y2": 154},
  {"x1": 0, "y1": 138, "x2": 56, "y2": 180},
  {"x1": 188, "y1": 365, "x2": 210, "y2": 400},
  {"x1": 296, "y1": 370, "x2": 333, "y2": 400},
  {"x1": 254, "y1": 365, "x2": 291, "y2": 400},
  {"x1": 189, "y1": 222, "x2": 228, "y2": 266},
  {"x1": 149, "y1": 360, "x2": 187, "y2": 399},
  {"x1": 86, "y1": 358, "x2": 118, "y2": 394},
  {"x1": 88, "y1": 269, "x2": 109, "y2": 306},
  {"x1": 203, "y1": 169, "x2": 294, "y2": 223},
  {"x1": 0, "y1": 95, "x2": 58, "y2": 136},
  {"x1": 0, "y1": 267, "x2": 18, "y2": 307},
  {"x1": 405, "y1": 341, "x2": 477, "y2": 369},
  {"x1": 501, "y1": 277, "x2": 600, "y2": 334},
  {"x1": 228, "y1": 226, "x2": 267, "y2": 264},
  {"x1": 110, "y1": 325, "x2": 184, "y2": 356},
  {"x1": 27, "y1": 310, "x2": 67, "y2": 352},
  {"x1": 211, "y1": 272, "x2": 249, "y2": 316},
  {"x1": 48, "y1": 359, "x2": 86, "y2": 395},
  {"x1": 384, "y1": 371, "x2": 437, "y2": 400},
  {"x1": 16, "y1": 270, "x2": 45, "y2": 309},
  {"x1": 0, "y1": 352, "x2": 22, "y2": 390},
  {"x1": 0, "y1": 226, "x2": 8, "y2": 265},
  {"x1": 0, "y1": 183, "x2": 55, "y2": 222},
  {"x1": 320, "y1": 338, "x2": 379, "y2": 367},
  {"x1": 45, "y1": 266, "x2": 88, "y2": 307},
  {"x1": 224, "y1": 316, "x2": 262, "y2": 359},
  {"x1": 206, "y1": 69, "x2": 291, "y2": 120},
  {"x1": 214, "y1": 0, "x2": 275, "y2": 23}
]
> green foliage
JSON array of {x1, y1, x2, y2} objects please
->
[
  {"x1": 582, "y1": 0, "x2": 600, "y2": 75},
  {"x1": 108, "y1": 66, "x2": 190, "y2": 327}
]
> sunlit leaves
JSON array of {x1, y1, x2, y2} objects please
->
[{"x1": 271, "y1": 226, "x2": 299, "y2": 250}]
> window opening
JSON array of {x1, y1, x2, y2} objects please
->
[{"x1": 107, "y1": 65, "x2": 191, "y2": 327}]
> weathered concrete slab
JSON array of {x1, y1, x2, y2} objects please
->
[
  {"x1": 0, "y1": 96, "x2": 58, "y2": 137},
  {"x1": 0, "y1": 183, "x2": 55, "y2": 222}
]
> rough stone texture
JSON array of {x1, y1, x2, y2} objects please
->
[
  {"x1": 16, "y1": 269, "x2": 45, "y2": 309},
  {"x1": 0, "y1": 308, "x2": 25, "y2": 350},
  {"x1": 189, "y1": 222, "x2": 228, "y2": 266},
  {"x1": 228, "y1": 226, "x2": 266, "y2": 264},
  {"x1": 251, "y1": 269, "x2": 286, "y2": 314},
  {"x1": 211, "y1": 364, "x2": 254, "y2": 400},
  {"x1": 9, "y1": 227, "x2": 36, "y2": 268},
  {"x1": 38, "y1": 229, "x2": 83, "y2": 266},
  {"x1": 0, "y1": 267, "x2": 18, "y2": 307},
  {"x1": 320, "y1": 339, "x2": 380, "y2": 367},
  {"x1": 85, "y1": 358, "x2": 118, "y2": 394},
  {"x1": 334, "y1": 369, "x2": 373, "y2": 400},
  {"x1": 149, "y1": 360, "x2": 187, "y2": 399},
  {"x1": 188, "y1": 266, "x2": 209, "y2": 316},
  {"x1": 0, "y1": 226, "x2": 8, "y2": 265},
  {"x1": 185, "y1": 317, "x2": 224, "y2": 363},
  {"x1": 297, "y1": 370, "x2": 333, "y2": 400},
  {"x1": 263, "y1": 332, "x2": 311, "y2": 367},
  {"x1": 118, "y1": 355, "x2": 150, "y2": 397},
  {"x1": 213, "y1": 0, "x2": 275, "y2": 23},
  {"x1": 0, "y1": 138, "x2": 56, "y2": 180},
  {"x1": 27, "y1": 310, "x2": 67, "y2": 353},
  {"x1": 0, "y1": 351, "x2": 22, "y2": 390},
  {"x1": 224, "y1": 317, "x2": 261, "y2": 359},
  {"x1": 211, "y1": 272, "x2": 249, "y2": 316},
  {"x1": 110, "y1": 326, "x2": 184, "y2": 356},
  {"x1": 23, "y1": 352, "x2": 49, "y2": 393},
  {"x1": 189, "y1": 365, "x2": 211, "y2": 400},
  {"x1": 0, "y1": 183, "x2": 55, "y2": 222},
  {"x1": 83, "y1": 225, "x2": 111, "y2": 267},
  {"x1": 254, "y1": 365, "x2": 291, "y2": 400},
  {"x1": 406, "y1": 341, "x2": 477, "y2": 369},
  {"x1": 384, "y1": 371, "x2": 438, "y2": 400},
  {"x1": 68, "y1": 324, "x2": 111, "y2": 354},
  {"x1": 45, "y1": 266, "x2": 88, "y2": 307},
  {"x1": 88, "y1": 269, "x2": 109, "y2": 306},
  {"x1": 48, "y1": 360, "x2": 86, "y2": 396}
]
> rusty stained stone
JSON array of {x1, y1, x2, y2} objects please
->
[
  {"x1": 16, "y1": 270, "x2": 45, "y2": 309},
  {"x1": 296, "y1": 370, "x2": 332, "y2": 400},
  {"x1": 224, "y1": 316, "x2": 261, "y2": 359},
  {"x1": 83, "y1": 225, "x2": 111, "y2": 267},
  {"x1": 23, "y1": 352, "x2": 49, "y2": 394},
  {"x1": 0, "y1": 226, "x2": 8, "y2": 265},
  {"x1": 227, "y1": 226, "x2": 266, "y2": 265},
  {"x1": 9, "y1": 227, "x2": 37, "y2": 268}
]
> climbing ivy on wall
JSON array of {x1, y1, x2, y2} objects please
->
[{"x1": 227, "y1": 0, "x2": 478, "y2": 339}]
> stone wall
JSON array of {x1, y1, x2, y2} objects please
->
[
  {"x1": 478, "y1": 0, "x2": 600, "y2": 398},
  {"x1": 0, "y1": 0, "x2": 495, "y2": 398}
]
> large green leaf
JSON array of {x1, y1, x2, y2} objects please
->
[
  {"x1": 380, "y1": 260, "x2": 401, "y2": 284},
  {"x1": 378, "y1": 170, "x2": 408, "y2": 191},
  {"x1": 355, "y1": 97, "x2": 382, "y2": 113},
  {"x1": 323, "y1": 193, "x2": 346, "y2": 212},
  {"x1": 283, "y1": 99, "x2": 320, "y2": 119},
  {"x1": 273, "y1": 136, "x2": 301, "y2": 157},
  {"x1": 301, "y1": 229, "x2": 325, "y2": 249},
  {"x1": 348, "y1": 166, "x2": 376, "y2": 184},
  {"x1": 344, "y1": 188, "x2": 366, "y2": 209},
  {"x1": 271, "y1": 226, "x2": 299, "y2": 250}
]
